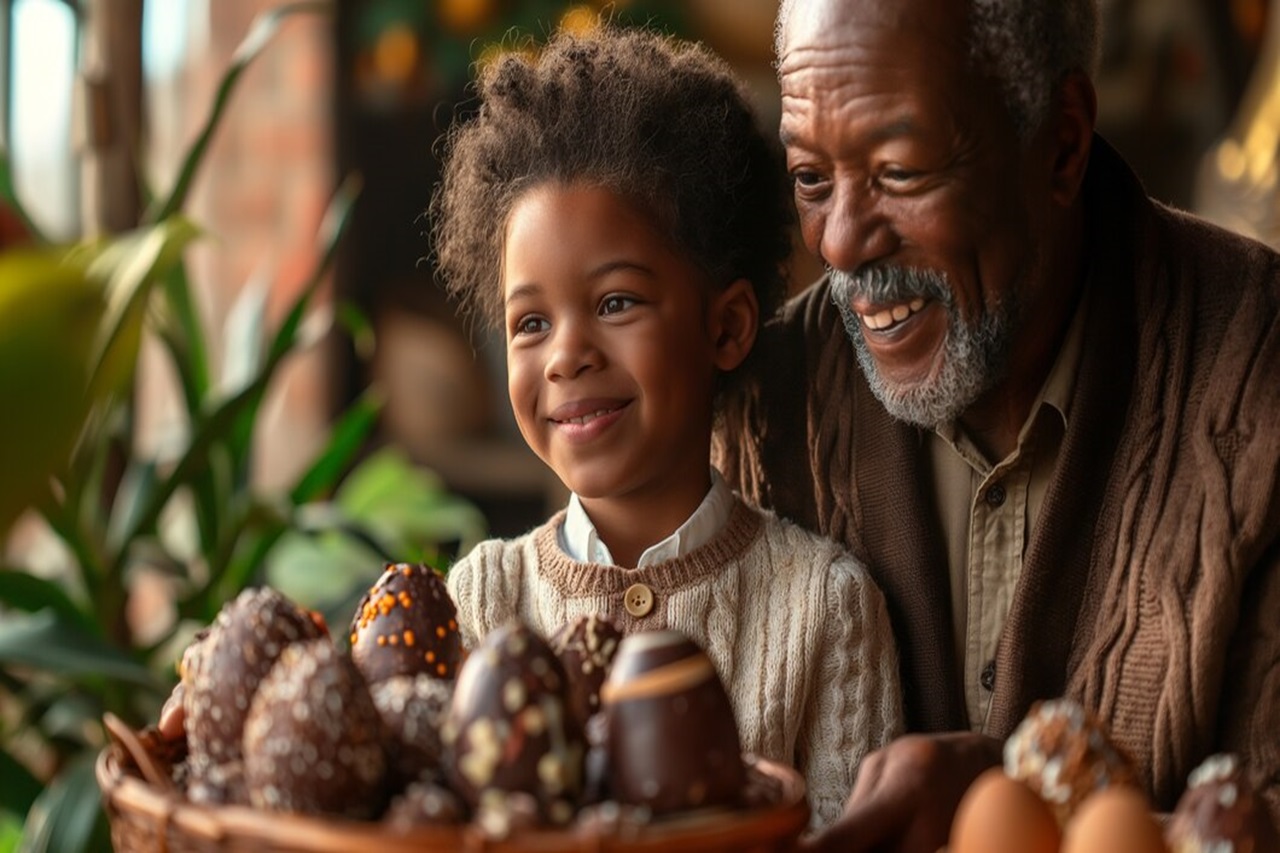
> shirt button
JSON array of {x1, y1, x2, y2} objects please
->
[
  {"x1": 980, "y1": 660, "x2": 997, "y2": 692},
  {"x1": 985, "y1": 484, "x2": 1006, "y2": 508},
  {"x1": 623, "y1": 583, "x2": 654, "y2": 618}
]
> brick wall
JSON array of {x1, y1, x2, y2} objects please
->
[{"x1": 142, "y1": 2, "x2": 335, "y2": 490}]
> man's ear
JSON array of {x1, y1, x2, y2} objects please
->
[
  {"x1": 1048, "y1": 69, "x2": 1097, "y2": 207},
  {"x1": 709, "y1": 278, "x2": 759, "y2": 372}
]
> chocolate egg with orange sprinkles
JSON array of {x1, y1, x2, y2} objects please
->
[{"x1": 350, "y1": 562, "x2": 462, "y2": 684}]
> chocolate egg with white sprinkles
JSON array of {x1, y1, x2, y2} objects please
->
[
  {"x1": 602, "y1": 630, "x2": 746, "y2": 816},
  {"x1": 442, "y1": 621, "x2": 585, "y2": 825},
  {"x1": 370, "y1": 672, "x2": 454, "y2": 787},
  {"x1": 351, "y1": 562, "x2": 462, "y2": 683},
  {"x1": 550, "y1": 613, "x2": 623, "y2": 728},
  {"x1": 183, "y1": 586, "x2": 325, "y2": 774},
  {"x1": 243, "y1": 638, "x2": 387, "y2": 818}
]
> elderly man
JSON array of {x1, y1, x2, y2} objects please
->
[{"x1": 715, "y1": 0, "x2": 1280, "y2": 849}]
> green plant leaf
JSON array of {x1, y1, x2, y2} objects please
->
[
  {"x1": 0, "y1": 572, "x2": 97, "y2": 637},
  {"x1": 0, "y1": 611, "x2": 156, "y2": 688},
  {"x1": 289, "y1": 388, "x2": 384, "y2": 504},
  {"x1": 79, "y1": 217, "x2": 201, "y2": 399},
  {"x1": 146, "y1": 1, "x2": 331, "y2": 223},
  {"x1": 223, "y1": 173, "x2": 360, "y2": 466},
  {"x1": 104, "y1": 458, "x2": 161, "y2": 553},
  {"x1": 155, "y1": 261, "x2": 211, "y2": 412},
  {"x1": 18, "y1": 751, "x2": 109, "y2": 853},
  {"x1": 0, "y1": 749, "x2": 42, "y2": 822}
]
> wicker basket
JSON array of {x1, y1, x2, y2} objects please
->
[{"x1": 96, "y1": 717, "x2": 809, "y2": 853}]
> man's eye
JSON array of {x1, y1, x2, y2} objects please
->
[
  {"x1": 600, "y1": 295, "x2": 635, "y2": 315},
  {"x1": 790, "y1": 170, "x2": 829, "y2": 199},
  {"x1": 792, "y1": 170, "x2": 825, "y2": 188},
  {"x1": 879, "y1": 167, "x2": 921, "y2": 190}
]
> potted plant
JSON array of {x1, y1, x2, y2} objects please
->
[{"x1": 0, "y1": 6, "x2": 485, "y2": 851}]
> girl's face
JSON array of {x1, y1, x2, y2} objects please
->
[{"x1": 501, "y1": 183, "x2": 743, "y2": 524}]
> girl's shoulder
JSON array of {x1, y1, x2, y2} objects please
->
[{"x1": 741, "y1": 502, "x2": 876, "y2": 590}]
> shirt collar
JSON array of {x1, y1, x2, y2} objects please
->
[
  {"x1": 934, "y1": 289, "x2": 1089, "y2": 466},
  {"x1": 559, "y1": 468, "x2": 735, "y2": 567}
]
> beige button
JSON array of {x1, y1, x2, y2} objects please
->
[{"x1": 623, "y1": 583, "x2": 654, "y2": 618}]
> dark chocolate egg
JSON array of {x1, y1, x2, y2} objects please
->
[
  {"x1": 183, "y1": 587, "x2": 325, "y2": 774},
  {"x1": 370, "y1": 673, "x2": 454, "y2": 788},
  {"x1": 550, "y1": 613, "x2": 623, "y2": 727},
  {"x1": 442, "y1": 621, "x2": 584, "y2": 825},
  {"x1": 601, "y1": 630, "x2": 745, "y2": 816},
  {"x1": 242, "y1": 638, "x2": 387, "y2": 819},
  {"x1": 384, "y1": 779, "x2": 464, "y2": 830},
  {"x1": 350, "y1": 562, "x2": 462, "y2": 683},
  {"x1": 1167, "y1": 753, "x2": 1280, "y2": 853},
  {"x1": 1003, "y1": 698, "x2": 1139, "y2": 827}
]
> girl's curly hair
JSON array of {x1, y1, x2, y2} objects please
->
[{"x1": 430, "y1": 25, "x2": 793, "y2": 333}]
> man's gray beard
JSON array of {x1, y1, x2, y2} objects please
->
[{"x1": 829, "y1": 266, "x2": 1016, "y2": 429}]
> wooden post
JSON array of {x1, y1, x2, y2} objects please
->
[{"x1": 76, "y1": 0, "x2": 144, "y2": 237}]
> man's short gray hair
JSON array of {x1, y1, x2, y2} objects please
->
[{"x1": 775, "y1": 0, "x2": 1099, "y2": 138}]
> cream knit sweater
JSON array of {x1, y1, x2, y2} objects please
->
[{"x1": 445, "y1": 498, "x2": 904, "y2": 827}]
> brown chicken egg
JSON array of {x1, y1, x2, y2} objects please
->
[
  {"x1": 1004, "y1": 697, "x2": 1139, "y2": 827},
  {"x1": 183, "y1": 587, "x2": 325, "y2": 776},
  {"x1": 950, "y1": 768, "x2": 1062, "y2": 853},
  {"x1": 601, "y1": 630, "x2": 746, "y2": 816},
  {"x1": 442, "y1": 621, "x2": 585, "y2": 825},
  {"x1": 549, "y1": 612, "x2": 623, "y2": 727},
  {"x1": 1063, "y1": 785, "x2": 1168, "y2": 853},
  {"x1": 350, "y1": 562, "x2": 462, "y2": 684},
  {"x1": 242, "y1": 638, "x2": 388, "y2": 819},
  {"x1": 1167, "y1": 753, "x2": 1280, "y2": 853}
]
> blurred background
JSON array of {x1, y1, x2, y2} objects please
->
[{"x1": 0, "y1": 0, "x2": 1270, "y2": 537}]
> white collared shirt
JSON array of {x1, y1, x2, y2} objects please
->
[{"x1": 558, "y1": 468, "x2": 735, "y2": 567}]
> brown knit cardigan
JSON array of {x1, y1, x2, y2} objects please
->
[{"x1": 715, "y1": 137, "x2": 1280, "y2": 817}]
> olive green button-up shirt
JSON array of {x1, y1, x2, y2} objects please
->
[{"x1": 929, "y1": 296, "x2": 1087, "y2": 733}]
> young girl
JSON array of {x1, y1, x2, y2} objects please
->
[{"x1": 431, "y1": 24, "x2": 902, "y2": 828}]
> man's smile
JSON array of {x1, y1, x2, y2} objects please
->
[{"x1": 857, "y1": 297, "x2": 928, "y2": 332}]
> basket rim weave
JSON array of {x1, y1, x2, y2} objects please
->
[{"x1": 96, "y1": 743, "x2": 810, "y2": 852}]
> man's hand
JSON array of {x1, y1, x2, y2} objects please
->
[{"x1": 801, "y1": 732, "x2": 1004, "y2": 853}]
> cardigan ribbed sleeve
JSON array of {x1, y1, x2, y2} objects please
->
[{"x1": 444, "y1": 500, "x2": 904, "y2": 828}]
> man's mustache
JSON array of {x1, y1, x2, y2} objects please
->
[{"x1": 830, "y1": 265, "x2": 952, "y2": 308}]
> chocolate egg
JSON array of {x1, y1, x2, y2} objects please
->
[
  {"x1": 1003, "y1": 698, "x2": 1139, "y2": 827},
  {"x1": 950, "y1": 768, "x2": 1062, "y2": 853},
  {"x1": 1167, "y1": 753, "x2": 1280, "y2": 853},
  {"x1": 370, "y1": 673, "x2": 454, "y2": 788},
  {"x1": 242, "y1": 638, "x2": 388, "y2": 819},
  {"x1": 550, "y1": 613, "x2": 623, "y2": 728},
  {"x1": 442, "y1": 621, "x2": 584, "y2": 825},
  {"x1": 350, "y1": 562, "x2": 462, "y2": 683},
  {"x1": 601, "y1": 630, "x2": 745, "y2": 816},
  {"x1": 384, "y1": 779, "x2": 464, "y2": 830},
  {"x1": 183, "y1": 587, "x2": 325, "y2": 774}
]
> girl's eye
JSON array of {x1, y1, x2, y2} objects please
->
[
  {"x1": 514, "y1": 316, "x2": 549, "y2": 336},
  {"x1": 600, "y1": 295, "x2": 636, "y2": 315}
]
